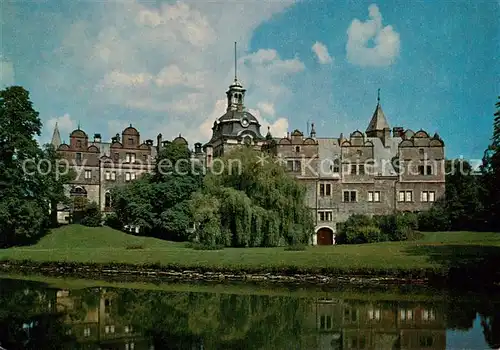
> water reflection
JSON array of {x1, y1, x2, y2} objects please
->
[{"x1": 0, "y1": 278, "x2": 499, "y2": 349}]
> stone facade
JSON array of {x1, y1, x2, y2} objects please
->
[{"x1": 52, "y1": 77, "x2": 445, "y2": 244}]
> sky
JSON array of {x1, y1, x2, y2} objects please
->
[{"x1": 1, "y1": 0, "x2": 499, "y2": 162}]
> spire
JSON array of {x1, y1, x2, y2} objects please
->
[
  {"x1": 51, "y1": 122, "x2": 61, "y2": 149},
  {"x1": 266, "y1": 125, "x2": 273, "y2": 140},
  {"x1": 310, "y1": 122, "x2": 316, "y2": 138},
  {"x1": 234, "y1": 41, "x2": 238, "y2": 84},
  {"x1": 366, "y1": 89, "x2": 390, "y2": 136},
  {"x1": 226, "y1": 42, "x2": 246, "y2": 112}
]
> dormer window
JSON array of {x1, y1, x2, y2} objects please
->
[
  {"x1": 295, "y1": 146, "x2": 301, "y2": 153},
  {"x1": 128, "y1": 138, "x2": 134, "y2": 145}
]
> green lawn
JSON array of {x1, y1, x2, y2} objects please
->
[{"x1": 0, "y1": 225, "x2": 499, "y2": 275}]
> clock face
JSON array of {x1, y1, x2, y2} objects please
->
[{"x1": 241, "y1": 118, "x2": 249, "y2": 127}]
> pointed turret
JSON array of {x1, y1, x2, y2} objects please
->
[
  {"x1": 310, "y1": 122, "x2": 316, "y2": 138},
  {"x1": 51, "y1": 122, "x2": 62, "y2": 149},
  {"x1": 266, "y1": 126, "x2": 272, "y2": 140},
  {"x1": 366, "y1": 89, "x2": 390, "y2": 137}
]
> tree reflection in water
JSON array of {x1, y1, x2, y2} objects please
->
[{"x1": 0, "y1": 278, "x2": 499, "y2": 349}]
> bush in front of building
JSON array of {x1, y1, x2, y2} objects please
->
[
  {"x1": 337, "y1": 212, "x2": 420, "y2": 244},
  {"x1": 79, "y1": 202, "x2": 103, "y2": 227}
]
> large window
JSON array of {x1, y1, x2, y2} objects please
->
[
  {"x1": 319, "y1": 315, "x2": 332, "y2": 330},
  {"x1": 318, "y1": 211, "x2": 333, "y2": 222},
  {"x1": 368, "y1": 191, "x2": 381, "y2": 202},
  {"x1": 84, "y1": 170, "x2": 91, "y2": 179},
  {"x1": 399, "y1": 191, "x2": 413, "y2": 202},
  {"x1": 126, "y1": 153, "x2": 136, "y2": 163},
  {"x1": 319, "y1": 183, "x2": 332, "y2": 196},
  {"x1": 343, "y1": 190, "x2": 357, "y2": 202},
  {"x1": 421, "y1": 191, "x2": 435, "y2": 202}
]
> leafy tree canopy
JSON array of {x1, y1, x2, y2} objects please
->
[{"x1": 191, "y1": 147, "x2": 314, "y2": 247}]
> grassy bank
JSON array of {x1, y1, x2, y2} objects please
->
[{"x1": 0, "y1": 225, "x2": 499, "y2": 281}]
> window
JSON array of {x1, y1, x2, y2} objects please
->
[
  {"x1": 368, "y1": 309, "x2": 381, "y2": 320},
  {"x1": 76, "y1": 153, "x2": 82, "y2": 162},
  {"x1": 421, "y1": 191, "x2": 428, "y2": 202},
  {"x1": 333, "y1": 159, "x2": 340, "y2": 173},
  {"x1": 111, "y1": 172, "x2": 116, "y2": 181},
  {"x1": 419, "y1": 165, "x2": 425, "y2": 175},
  {"x1": 126, "y1": 153, "x2": 136, "y2": 163},
  {"x1": 294, "y1": 160, "x2": 301, "y2": 172},
  {"x1": 125, "y1": 325, "x2": 133, "y2": 333},
  {"x1": 114, "y1": 153, "x2": 119, "y2": 161},
  {"x1": 419, "y1": 148, "x2": 425, "y2": 157},
  {"x1": 400, "y1": 309, "x2": 414, "y2": 321},
  {"x1": 319, "y1": 183, "x2": 331, "y2": 196},
  {"x1": 125, "y1": 343, "x2": 135, "y2": 350},
  {"x1": 143, "y1": 154, "x2": 148, "y2": 161},
  {"x1": 350, "y1": 164, "x2": 357, "y2": 175},
  {"x1": 319, "y1": 315, "x2": 332, "y2": 330},
  {"x1": 421, "y1": 191, "x2": 436, "y2": 202},
  {"x1": 318, "y1": 211, "x2": 333, "y2": 222},
  {"x1": 344, "y1": 308, "x2": 358, "y2": 322},
  {"x1": 131, "y1": 173, "x2": 136, "y2": 180},
  {"x1": 343, "y1": 190, "x2": 357, "y2": 202},
  {"x1": 405, "y1": 191, "x2": 413, "y2": 202},
  {"x1": 128, "y1": 138, "x2": 134, "y2": 145},
  {"x1": 125, "y1": 172, "x2": 131, "y2": 181},
  {"x1": 85, "y1": 170, "x2": 91, "y2": 179},
  {"x1": 426, "y1": 165, "x2": 433, "y2": 175},
  {"x1": 105, "y1": 171, "x2": 110, "y2": 180},
  {"x1": 359, "y1": 164, "x2": 365, "y2": 175},
  {"x1": 429, "y1": 191, "x2": 435, "y2": 202},
  {"x1": 368, "y1": 191, "x2": 381, "y2": 202},
  {"x1": 77, "y1": 140, "x2": 81, "y2": 148},
  {"x1": 287, "y1": 160, "x2": 294, "y2": 171},
  {"x1": 422, "y1": 309, "x2": 436, "y2": 321},
  {"x1": 399, "y1": 191, "x2": 413, "y2": 202},
  {"x1": 356, "y1": 150, "x2": 362, "y2": 157},
  {"x1": 295, "y1": 146, "x2": 300, "y2": 152},
  {"x1": 84, "y1": 328, "x2": 91, "y2": 337}
]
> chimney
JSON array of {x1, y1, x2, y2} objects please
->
[
  {"x1": 145, "y1": 139, "x2": 153, "y2": 146},
  {"x1": 156, "y1": 133, "x2": 162, "y2": 151},
  {"x1": 392, "y1": 127, "x2": 404, "y2": 138},
  {"x1": 94, "y1": 133, "x2": 101, "y2": 143},
  {"x1": 115, "y1": 133, "x2": 120, "y2": 143},
  {"x1": 287, "y1": 131, "x2": 290, "y2": 139},
  {"x1": 194, "y1": 142, "x2": 202, "y2": 154}
]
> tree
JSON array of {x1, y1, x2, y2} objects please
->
[
  {"x1": 111, "y1": 142, "x2": 203, "y2": 240},
  {"x1": 190, "y1": 147, "x2": 314, "y2": 247},
  {"x1": 483, "y1": 96, "x2": 500, "y2": 229},
  {"x1": 0, "y1": 86, "x2": 49, "y2": 246}
]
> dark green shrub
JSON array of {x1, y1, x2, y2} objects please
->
[
  {"x1": 357, "y1": 225, "x2": 387, "y2": 243},
  {"x1": 80, "y1": 202, "x2": 102, "y2": 227},
  {"x1": 104, "y1": 212, "x2": 122, "y2": 230},
  {"x1": 417, "y1": 205, "x2": 451, "y2": 231}
]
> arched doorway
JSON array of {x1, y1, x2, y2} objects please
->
[{"x1": 316, "y1": 227, "x2": 335, "y2": 245}]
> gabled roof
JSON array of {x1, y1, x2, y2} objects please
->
[{"x1": 366, "y1": 103, "x2": 390, "y2": 132}]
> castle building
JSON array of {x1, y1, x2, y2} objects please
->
[{"x1": 52, "y1": 78, "x2": 445, "y2": 244}]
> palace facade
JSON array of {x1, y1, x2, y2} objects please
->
[{"x1": 52, "y1": 76, "x2": 445, "y2": 244}]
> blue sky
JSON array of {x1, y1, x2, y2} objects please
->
[{"x1": 1, "y1": 0, "x2": 498, "y2": 161}]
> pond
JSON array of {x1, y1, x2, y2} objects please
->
[{"x1": 0, "y1": 276, "x2": 499, "y2": 349}]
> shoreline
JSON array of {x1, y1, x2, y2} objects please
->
[{"x1": 1, "y1": 260, "x2": 498, "y2": 290}]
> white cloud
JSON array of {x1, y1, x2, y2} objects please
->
[
  {"x1": 312, "y1": 42, "x2": 333, "y2": 64},
  {"x1": 0, "y1": 58, "x2": 15, "y2": 87},
  {"x1": 249, "y1": 108, "x2": 289, "y2": 138},
  {"x1": 346, "y1": 4, "x2": 400, "y2": 67},
  {"x1": 50, "y1": 0, "x2": 300, "y2": 142},
  {"x1": 45, "y1": 113, "x2": 76, "y2": 139},
  {"x1": 257, "y1": 102, "x2": 276, "y2": 117}
]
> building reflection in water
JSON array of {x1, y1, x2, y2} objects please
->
[
  {"x1": 307, "y1": 296, "x2": 446, "y2": 350},
  {"x1": 19, "y1": 285, "x2": 448, "y2": 349},
  {"x1": 55, "y1": 288, "x2": 152, "y2": 349}
]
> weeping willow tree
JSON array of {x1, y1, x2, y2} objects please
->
[{"x1": 190, "y1": 147, "x2": 314, "y2": 247}]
